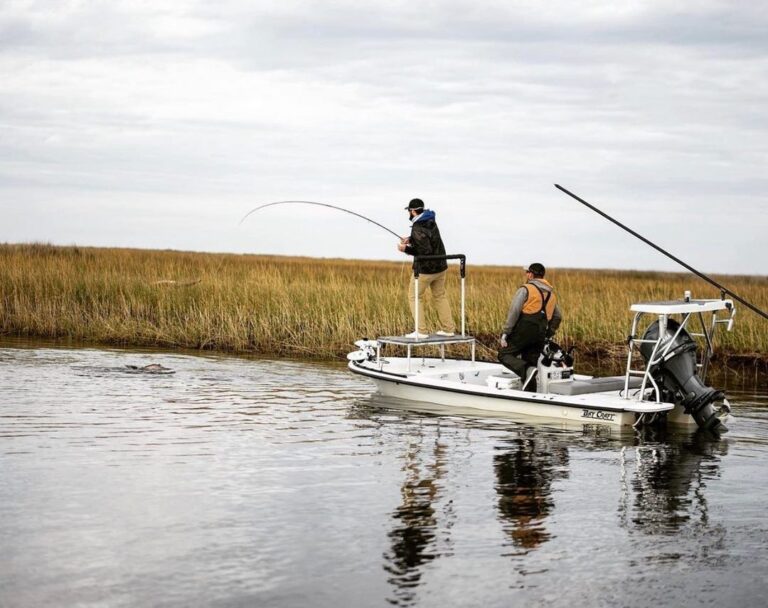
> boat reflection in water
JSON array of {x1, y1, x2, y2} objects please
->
[
  {"x1": 619, "y1": 428, "x2": 728, "y2": 536},
  {"x1": 494, "y1": 435, "x2": 569, "y2": 553},
  {"x1": 380, "y1": 422, "x2": 456, "y2": 607},
  {"x1": 354, "y1": 396, "x2": 727, "y2": 606}
]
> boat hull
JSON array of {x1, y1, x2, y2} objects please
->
[
  {"x1": 349, "y1": 357, "x2": 677, "y2": 428},
  {"x1": 370, "y1": 375, "x2": 637, "y2": 426}
]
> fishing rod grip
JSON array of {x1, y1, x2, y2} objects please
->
[{"x1": 413, "y1": 254, "x2": 466, "y2": 278}]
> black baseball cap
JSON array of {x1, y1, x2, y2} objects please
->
[
  {"x1": 405, "y1": 198, "x2": 425, "y2": 210},
  {"x1": 525, "y1": 263, "x2": 546, "y2": 276}
]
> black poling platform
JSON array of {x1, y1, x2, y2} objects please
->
[{"x1": 547, "y1": 375, "x2": 644, "y2": 396}]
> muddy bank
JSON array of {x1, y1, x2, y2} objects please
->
[{"x1": 3, "y1": 333, "x2": 766, "y2": 389}]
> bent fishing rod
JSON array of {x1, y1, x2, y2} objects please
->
[
  {"x1": 555, "y1": 184, "x2": 768, "y2": 321},
  {"x1": 239, "y1": 200, "x2": 403, "y2": 240}
]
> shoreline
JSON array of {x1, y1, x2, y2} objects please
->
[
  {"x1": 2, "y1": 244, "x2": 766, "y2": 384},
  {"x1": 2, "y1": 332, "x2": 765, "y2": 387}
]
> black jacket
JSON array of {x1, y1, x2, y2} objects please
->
[{"x1": 404, "y1": 211, "x2": 448, "y2": 274}]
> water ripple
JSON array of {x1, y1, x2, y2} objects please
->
[{"x1": 1, "y1": 344, "x2": 767, "y2": 608}]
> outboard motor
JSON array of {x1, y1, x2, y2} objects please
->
[{"x1": 639, "y1": 319, "x2": 727, "y2": 433}]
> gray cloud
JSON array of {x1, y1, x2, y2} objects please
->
[{"x1": 1, "y1": 1, "x2": 767, "y2": 276}]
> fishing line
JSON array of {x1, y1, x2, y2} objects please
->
[
  {"x1": 555, "y1": 184, "x2": 768, "y2": 321},
  {"x1": 241, "y1": 199, "x2": 415, "y2": 283},
  {"x1": 239, "y1": 200, "x2": 403, "y2": 240}
]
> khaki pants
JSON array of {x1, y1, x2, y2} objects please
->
[{"x1": 408, "y1": 270, "x2": 455, "y2": 334}]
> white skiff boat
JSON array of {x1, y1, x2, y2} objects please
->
[{"x1": 348, "y1": 255, "x2": 736, "y2": 432}]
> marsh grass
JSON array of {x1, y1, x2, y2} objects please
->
[{"x1": 1, "y1": 243, "x2": 766, "y2": 369}]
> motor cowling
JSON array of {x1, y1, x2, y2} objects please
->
[{"x1": 639, "y1": 319, "x2": 727, "y2": 433}]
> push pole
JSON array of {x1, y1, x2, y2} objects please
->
[{"x1": 555, "y1": 184, "x2": 768, "y2": 321}]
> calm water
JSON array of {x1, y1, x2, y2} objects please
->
[{"x1": 1, "y1": 343, "x2": 767, "y2": 608}]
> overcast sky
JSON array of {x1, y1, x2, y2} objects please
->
[{"x1": 2, "y1": 1, "x2": 767, "y2": 275}]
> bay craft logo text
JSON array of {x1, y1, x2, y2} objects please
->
[{"x1": 581, "y1": 409, "x2": 616, "y2": 422}]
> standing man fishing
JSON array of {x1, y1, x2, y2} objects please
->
[
  {"x1": 499, "y1": 263, "x2": 562, "y2": 388},
  {"x1": 397, "y1": 198, "x2": 456, "y2": 339}
]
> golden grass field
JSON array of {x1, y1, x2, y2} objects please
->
[{"x1": 1, "y1": 244, "x2": 766, "y2": 372}]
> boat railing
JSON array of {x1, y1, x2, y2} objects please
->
[
  {"x1": 623, "y1": 297, "x2": 735, "y2": 403},
  {"x1": 369, "y1": 254, "x2": 474, "y2": 372}
]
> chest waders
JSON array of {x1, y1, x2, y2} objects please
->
[
  {"x1": 515, "y1": 284, "x2": 551, "y2": 344},
  {"x1": 498, "y1": 284, "x2": 553, "y2": 380}
]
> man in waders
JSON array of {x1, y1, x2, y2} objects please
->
[
  {"x1": 397, "y1": 198, "x2": 456, "y2": 339},
  {"x1": 498, "y1": 263, "x2": 562, "y2": 389}
]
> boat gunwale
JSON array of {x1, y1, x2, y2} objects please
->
[{"x1": 349, "y1": 359, "x2": 673, "y2": 414}]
